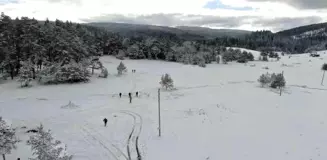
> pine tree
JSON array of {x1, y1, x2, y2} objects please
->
[
  {"x1": 160, "y1": 73, "x2": 174, "y2": 90},
  {"x1": 117, "y1": 61, "x2": 127, "y2": 75},
  {"x1": 27, "y1": 124, "x2": 73, "y2": 160},
  {"x1": 0, "y1": 117, "x2": 20, "y2": 160},
  {"x1": 258, "y1": 73, "x2": 271, "y2": 87},
  {"x1": 270, "y1": 73, "x2": 286, "y2": 89}
]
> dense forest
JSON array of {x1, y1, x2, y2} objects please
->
[{"x1": 1, "y1": 12, "x2": 327, "y2": 86}]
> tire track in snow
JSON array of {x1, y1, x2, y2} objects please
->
[
  {"x1": 80, "y1": 126, "x2": 118, "y2": 160},
  {"x1": 119, "y1": 110, "x2": 143, "y2": 160},
  {"x1": 83, "y1": 121, "x2": 128, "y2": 160},
  {"x1": 79, "y1": 126, "x2": 112, "y2": 160},
  {"x1": 81, "y1": 124, "x2": 128, "y2": 160}
]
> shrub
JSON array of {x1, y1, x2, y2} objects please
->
[
  {"x1": 237, "y1": 58, "x2": 248, "y2": 63},
  {"x1": 322, "y1": 63, "x2": 327, "y2": 71},
  {"x1": 247, "y1": 52, "x2": 254, "y2": 61},
  {"x1": 117, "y1": 61, "x2": 127, "y2": 75},
  {"x1": 160, "y1": 73, "x2": 174, "y2": 90},
  {"x1": 38, "y1": 62, "x2": 90, "y2": 84},
  {"x1": 270, "y1": 73, "x2": 286, "y2": 88},
  {"x1": 192, "y1": 55, "x2": 206, "y2": 66},
  {"x1": 198, "y1": 61, "x2": 206, "y2": 68},
  {"x1": 258, "y1": 72, "x2": 286, "y2": 89},
  {"x1": 258, "y1": 73, "x2": 271, "y2": 87},
  {"x1": 99, "y1": 67, "x2": 108, "y2": 78},
  {"x1": 262, "y1": 56, "x2": 268, "y2": 61}
]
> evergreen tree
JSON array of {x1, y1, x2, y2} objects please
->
[
  {"x1": 270, "y1": 73, "x2": 286, "y2": 89},
  {"x1": 0, "y1": 117, "x2": 20, "y2": 160},
  {"x1": 27, "y1": 124, "x2": 73, "y2": 160},
  {"x1": 258, "y1": 73, "x2": 271, "y2": 87},
  {"x1": 117, "y1": 61, "x2": 127, "y2": 75},
  {"x1": 160, "y1": 73, "x2": 174, "y2": 90}
]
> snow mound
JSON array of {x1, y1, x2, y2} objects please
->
[{"x1": 61, "y1": 101, "x2": 79, "y2": 109}]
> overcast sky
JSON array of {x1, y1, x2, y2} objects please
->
[{"x1": 1, "y1": 0, "x2": 327, "y2": 32}]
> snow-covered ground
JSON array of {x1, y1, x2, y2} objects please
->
[{"x1": 1, "y1": 50, "x2": 327, "y2": 160}]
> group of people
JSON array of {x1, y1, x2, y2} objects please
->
[
  {"x1": 103, "y1": 70, "x2": 139, "y2": 127},
  {"x1": 119, "y1": 91, "x2": 139, "y2": 103},
  {"x1": 103, "y1": 92, "x2": 139, "y2": 127}
]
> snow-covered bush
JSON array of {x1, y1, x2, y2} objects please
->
[
  {"x1": 55, "y1": 62, "x2": 90, "y2": 83},
  {"x1": 192, "y1": 55, "x2": 206, "y2": 67},
  {"x1": 0, "y1": 117, "x2": 20, "y2": 160},
  {"x1": 116, "y1": 50, "x2": 125, "y2": 60},
  {"x1": 27, "y1": 124, "x2": 73, "y2": 160},
  {"x1": 99, "y1": 67, "x2": 108, "y2": 78},
  {"x1": 262, "y1": 56, "x2": 268, "y2": 61},
  {"x1": 18, "y1": 61, "x2": 34, "y2": 87},
  {"x1": 117, "y1": 61, "x2": 127, "y2": 75},
  {"x1": 258, "y1": 72, "x2": 286, "y2": 88},
  {"x1": 160, "y1": 73, "x2": 174, "y2": 90},
  {"x1": 38, "y1": 61, "x2": 90, "y2": 84},
  {"x1": 247, "y1": 52, "x2": 254, "y2": 61},
  {"x1": 258, "y1": 73, "x2": 272, "y2": 87},
  {"x1": 270, "y1": 73, "x2": 286, "y2": 88},
  {"x1": 201, "y1": 52, "x2": 213, "y2": 64}
]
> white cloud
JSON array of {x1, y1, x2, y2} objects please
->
[{"x1": 1, "y1": 0, "x2": 327, "y2": 31}]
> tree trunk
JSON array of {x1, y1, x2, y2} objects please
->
[
  {"x1": 322, "y1": 71, "x2": 326, "y2": 85},
  {"x1": 2, "y1": 154, "x2": 5, "y2": 160}
]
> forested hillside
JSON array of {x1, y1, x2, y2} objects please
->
[{"x1": 1, "y1": 13, "x2": 327, "y2": 86}]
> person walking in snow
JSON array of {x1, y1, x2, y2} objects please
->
[
  {"x1": 119, "y1": 93, "x2": 122, "y2": 98},
  {"x1": 136, "y1": 91, "x2": 139, "y2": 97},
  {"x1": 128, "y1": 92, "x2": 132, "y2": 103},
  {"x1": 103, "y1": 118, "x2": 108, "y2": 127}
]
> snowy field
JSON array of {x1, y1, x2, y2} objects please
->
[{"x1": 1, "y1": 50, "x2": 327, "y2": 160}]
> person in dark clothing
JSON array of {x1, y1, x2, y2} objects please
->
[
  {"x1": 128, "y1": 92, "x2": 132, "y2": 103},
  {"x1": 136, "y1": 91, "x2": 139, "y2": 97},
  {"x1": 17, "y1": 158, "x2": 20, "y2": 160},
  {"x1": 103, "y1": 118, "x2": 108, "y2": 127},
  {"x1": 119, "y1": 93, "x2": 122, "y2": 98}
]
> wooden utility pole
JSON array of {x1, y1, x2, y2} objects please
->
[{"x1": 158, "y1": 88, "x2": 161, "y2": 137}]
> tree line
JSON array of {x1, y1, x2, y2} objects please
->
[{"x1": 1, "y1": 13, "x2": 326, "y2": 85}]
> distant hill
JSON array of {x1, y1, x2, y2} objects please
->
[
  {"x1": 88, "y1": 22, "x2": 251, "y2": 40},
  {"x1": 276, "y1": 22, "x2": 327, "y2": 38},
  {"x1": 176, "y1": 26, "x2": 251, "y2": 38}
]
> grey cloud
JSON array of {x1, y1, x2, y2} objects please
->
[
  {"x1": 247, "y1": 0, "x2": 327, "y2": 9},
  {"x1": 81, "y1": 13, "x2": 323, "y2": 32}
]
